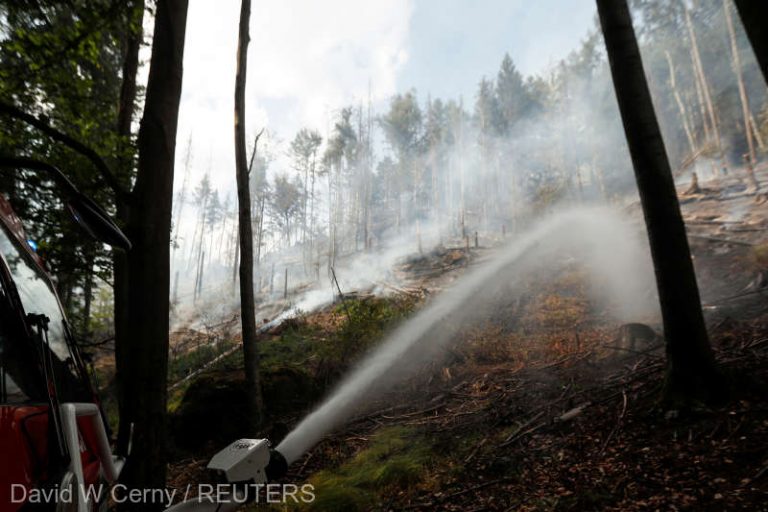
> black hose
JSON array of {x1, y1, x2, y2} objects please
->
[{"x1": 265, "y1": 449, "x2": 288, "y2": 481}]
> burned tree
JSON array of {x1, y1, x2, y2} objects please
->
[
  {"x1": 596, "y1": 0, "x2": 720, "y2": 403},
  {"x1": 234, "y1": 0, "x2": 264, "y2": 427}
]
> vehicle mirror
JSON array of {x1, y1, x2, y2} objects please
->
[{"x1": 66, "y1": 193, "x2": 131, "y2": 250}]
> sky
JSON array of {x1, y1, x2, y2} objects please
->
[{"x1": 174, "y1": 0, "x2": 597, "y2": 195}]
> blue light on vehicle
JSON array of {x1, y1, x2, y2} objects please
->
[{"x1": 27, "y1": 239, "x2": 38, "y2": 252}]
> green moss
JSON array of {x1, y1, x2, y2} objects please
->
[
  {"x1": 301, "y1": 484, "x2": 372, "y2": 512},
  {"x1": 292, "y1": 426, "x2": 432, "y2": 511}
]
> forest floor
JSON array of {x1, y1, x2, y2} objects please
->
[{"x1": 158, "y1": 168, "x2": 768, "y2": 511}]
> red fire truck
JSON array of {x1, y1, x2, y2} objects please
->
[{"x1": 0, "y1": 158, "x2": 130, "y2": 511}]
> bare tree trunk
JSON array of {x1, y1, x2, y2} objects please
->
[
  {"x1": 231, "y1": 228, "x2": 240, "y2": 287},
  {"x1": 81, "y1": 247, "x2": 95, "y2": 334},
  {"x1": 365, "y1": 87, "x2": 373, "y2": 250},
  {"x1": 118, "y1": 0, "x2": 189, "y2": 505},
  {"x1": 724, "y1": 0, "x2": 757, "y2": 169},
  {"x1": 665, "y1": 51, "x2": 698, "y2": 157},
  {"x1": 309, "y1": 152, "x2": 317, "y2": 259},
  {"x1": 256, "y1": 193, "x2": 265, "y2": 266},
  {"x1": 596, "y1": 0, "x2": 720, "y2": 403},
  {"x1": 172, "y1": 134, "x2": 192, "y2": 258},
  {"x1": 459, "y1": 97, "x2": 466, "y2": 238},
  {"x1": 234, "y1": 0, "x2": 264, "y2": 427},
  {"x1": 734, "y1": 0, "x2": 768, "y2": 86},
  {"x1": 303, "y1": 163, "x2": 310, "y2": 271},
  {"x1": 689, "y1": 42, "x2": 712, "y2": 144},
  {"x1": 328, "y1": 170, "x2": 335, "y2": 271},
  {"x1": 685, "y1": 6, "x2": 724, "y2": 165}
]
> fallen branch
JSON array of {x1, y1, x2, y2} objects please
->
[
  {"x1": 499, "y1": 410, "x2": 546, "y2": 447},
  {"x1": 687, "y1": 234, "x2": 754, "y2": 246},
  {"x1": 601, "y1": 343, "x2": 664, "y2": 356},
  {"x1": 556, "y1": 403, "x2": 591, "y2": 422},
  {"x1": 464, "y1": 437, "x2": 488, "y2": 463},
  {"x1": 598, "y1": 390, "x2": 628, "y2": 456},
  {"x1": 373, "y1": 280, "x2": 424, "y2": 297},
  {"x1": 405, "y1": 477, "x2": 513, "y2": 509},
  {"x1": 704, "y1": 287, "x2": 768, "y2": 305}
]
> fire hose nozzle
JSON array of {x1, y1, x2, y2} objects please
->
[{"x1": 207, "y1": 439, "x2": 288, "y2": 485}]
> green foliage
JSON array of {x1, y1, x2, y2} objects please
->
[
  {"x1": 475, "y1": 77, "x2": 504, "y2": 138},
  {"x1": 210, "y1": 296, "x2": 417, "y2": 385},
  {"x1": 496, "y1": 53, "x2": 527, "y2": 131},
  {"x1": 0, "y1": 0, "x2": 142, "y2": 326},
  {"x1": 291, "y1": 128, "x2": 323, "y2": 173},
  {"x1": 379, "y1": 91, "x2": 423, "y2": 165},
  {"x1": 166, "y1": 296, "x2": 417, "y2": 421},
  {"x1": 259, "y1": 322, "x2": 319, "y2": 370},
  {"x1": 323, "y1": 296, "x2": 417, "y2": 365},
  {"x1": 324, "y1": 107, "x2": 360, "y2": 172},
  {"x1": 269, "y1": 173, "x2": 303, "y2": 242}
]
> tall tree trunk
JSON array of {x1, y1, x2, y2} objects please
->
[
  {"x1": 81, "y1": 247, "x2": 95, "y2": 334},
  {"x1": 114, "y1": 0, "x2": 143, "y2": 458},
  {"x1": 734, "y1": 0, "x2": 768, "y2": 86},
  {"x1": 118, "y1": 0, "x2": 188, "y2": 506},
  {"x1": 256, "y1": 193, "x2": 265, "y2": 266},
  {"x1": 665, "y1": 51, "x2": 698, "y2": 157},
  {"x1": 232, "y1": 228, "x2": 240, "y2": 287},
  {"x1": 689, "y1": 41, "x2": 712, "y2": 144},
  {"x1": 309, "y1": 152, "x2": 317, "y2": 260},
  {"x1": 724, "y1": 0, "x2": 757, "y2": 167},
  {"x1": 172, "y1": 134, "x2": 193, "y2": 256},
  {"x1": 459, "y1": 97, "x2": 466, "y2": 238},
  {"x1": 234, "y1": 0, "x2": 264, "y2": 427},
  {"x1": 365, "y1": 91, "x2": 373, "y2": 250},
  {"x1": 596, "y1": 0, "x2": 720, "y2": 403},
  {"x1": 685, "y1": 6, "x2": 724, "y2": 163}
]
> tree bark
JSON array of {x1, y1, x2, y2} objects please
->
[
  {"x1": 234, "y1": 0, "x2": 264, "y2": 427},
  {"x1": 684, "y1": 6, "x2": 724, "y2": 163},
  {"x1": 596, "y1": 0, "x2": 720, "y2": 403},
  {"x1": 734, "y1": 0, "x2": 768, "y2": 87},
  {"x1": 665, "y1": 51, "x2": 697, "y2": 158},
  {"x1": 724, "y1": 0, "x2": 757, "y2": 171},
  {"x1": 118, "y1": 0, "x2": 188, "y2": 506},
  {"x1": 114, "y1": 0, "x2": 143, "y2": 458},
  {"x1": 81, "y1": 247, "x2": 95, "y2": 334}
]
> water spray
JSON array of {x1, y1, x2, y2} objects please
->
[
  {"x1": 166, "y1": 206, "x2": 654, "y2": 511},
  {"x1": 275, "y1": 207, "x2": 656, "y2": 464}
]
